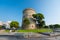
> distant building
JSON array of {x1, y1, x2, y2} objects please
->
[
  {"x1": 22, "y1": 8, "x2": 36, "y2": 29},
  {"x1": 0, "y1": 21, "x2": 12, "y2": 29},
  {"x1": 5, "y1": 21, "x2": 11, "y2": 28},
  {"x1": 0, "y1": 21, "x2": 3, "y2": 26}
]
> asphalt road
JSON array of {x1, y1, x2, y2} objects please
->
[
  {"x1": 0, "y1": 32, "x2": 60, "y2": 40},
  {"x1": 0, "y1": 35, "x2": 60, "y2": 40}
]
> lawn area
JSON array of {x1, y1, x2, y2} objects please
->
[
  {"x1": 5, "y1": 28, "x2": 53, "y2": 33},
  {"x1": 16, "y1": 28, "x2": 53, "y2": 33},
  {"x1": 5, "y1": 30, "x2": 10, "y2": 32}
]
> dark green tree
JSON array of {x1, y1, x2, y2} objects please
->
[
  {"x1": 49, "y1": 25, "x2": 53, "y2": 28},
  {"x1": 0, "y1": 25, "x2": 2, "y2": 29},
  {"x1": 44, "y1": 26, "x2": 49, "y2": 28},
  {"x1": 53, "y1": 24, "x2": 60, "y2": 28},
  {"x1": 32, "y1": 13, "x2": 45, "y2": 28},
  {"x1": 23, "y1": 18, "x2": 30, "y2": 26}
]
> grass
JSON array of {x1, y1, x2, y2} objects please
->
[
  {"x1": 5, "y1": 30, "x2": 10, "y2": 32},
  {"x1": 16, "y1": 28, "x2": 53, "y2": 33},
  {"x1": 5, "y1": 28, "x2": 53, "y2": 33}
]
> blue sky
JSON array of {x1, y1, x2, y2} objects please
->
[{"x1": 0, "y1": 0, "x2": 60, "y2": 26}]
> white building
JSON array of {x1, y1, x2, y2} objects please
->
[{"x1": 5, "y1": 21, "x2": 11, "y2": 28}]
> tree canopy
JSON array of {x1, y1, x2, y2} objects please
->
[
  {"x1": 23, "y1": 18, "x2": 30, "y2": 26},
  {"x1": 32, "y1": 13, "x2": 45, "y2": 28},
  {"x1": 10, "y1": 21, "x2": 19, "y2": 29}
]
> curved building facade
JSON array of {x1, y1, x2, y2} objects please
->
[{"x1": 22, "y1": 8, "x2": 36, "y2": 29}]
